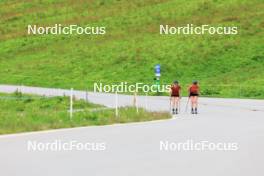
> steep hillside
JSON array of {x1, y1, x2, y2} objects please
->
[{"x1": 0, "y1": 0, "x2": 264, "y2": 98}]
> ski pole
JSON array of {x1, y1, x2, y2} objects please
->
[
  {"x1": 178, "y1": 97, "x2": 181, "y2": 113},
  {"x1": 169, "y1": 97, "x2": 172, "y2": 112},
  {"x1": 185, "y1": 97, "x2": 190, "y2": 113}
]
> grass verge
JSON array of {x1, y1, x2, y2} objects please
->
[{"x1": 0, "y1": 92, "x2": 170, "y2": 135}]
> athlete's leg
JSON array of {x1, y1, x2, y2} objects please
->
[
  {"x1": 190, "y1": 96, "x2": 194, "y2": 108},
  {"x1": 171, "y1": 97, "x2": 176, "y2": 113},
  {"x1": 190, "y1": 96, "x2": 195, "y2": 114},
  {"x1": 171, "y1": 97, "x2": 175, "y2": 108},
  {"x1": 175, "y1": 97, "x2": 180, "y2": 114},
  {"x1": 193, "y1": 96, "x2": 198, "y2": 114},
  {"x1": 193, "y1": 96, "x2": 197, "y2": 108}
]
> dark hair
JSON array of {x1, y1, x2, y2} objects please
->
[
  {"x1": 173, "y1": 80, "x2": 179, "y2": 84},
  {"x1": 192, "y1": 80, "x2": 198, "y2": 85}
]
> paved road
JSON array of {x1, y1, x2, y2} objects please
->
[
  {"x1": 0, "y1": 84, "x2": 263, "y2": 112},
  {"x1": 0, "y1": 85, "x2": 263, "y2": 176}
]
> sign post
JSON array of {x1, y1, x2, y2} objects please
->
[{"x1": 154, "y1": 64, "x2": 161, "y2": 92}]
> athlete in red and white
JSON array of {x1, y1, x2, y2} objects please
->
[{"x1": 170, "y1": 81, "x2": 181, "y2": 114}]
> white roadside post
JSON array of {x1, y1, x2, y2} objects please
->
[
  {"x1": 86, "y1": 88, "x2": 88, "y2": 102},
  {"x1": 115, "y1": 91, "x2": 118, "y2": 117},
  {"x1": 70, "y1": 88, "x2": 73, "y2": 120},
  {"x1": 145, "y1": 92, "x2": 148, "y2": 111},
  {"x1": 20, "y1": 84, "x2": 23, "y2": 94},
  {"x1": 135, "y1": 92, "x2": 139, "y2": 114}
]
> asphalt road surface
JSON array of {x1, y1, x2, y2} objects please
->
[{"x1": 0, "y1": 85, "x2": 263, "y2": 176}]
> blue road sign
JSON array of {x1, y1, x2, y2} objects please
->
[{"x1": 155, "y1": 64, "x2": 161, "y2": 77}]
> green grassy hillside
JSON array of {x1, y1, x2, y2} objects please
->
[{"x1": 0, "y1": 0, "x2": 264, "y2": 98}]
